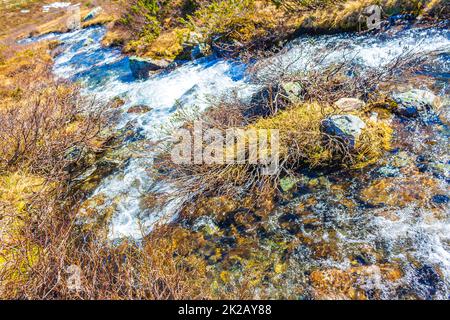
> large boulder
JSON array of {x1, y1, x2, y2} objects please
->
[
  {"x1": 392, "y1": 89, "x2": 439, "y2": 117},
  {"x1": 129, "y1": 56, "x2": 170, "y2": 79},
  {"x1": 321, "y1": 115, "x2": 366, "y2": 148},
  {"x1": 334, "y1": 98, "x2": 365, "y2": 111}
]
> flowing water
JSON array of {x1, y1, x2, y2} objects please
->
[{"x1": 22, "y1": 23, "x2": 450, "y2": 299}]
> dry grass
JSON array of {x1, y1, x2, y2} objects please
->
[
  {"x1": 0, "y1": 0, "x2": 123, "y2": 43},
  {"x1": 0, "y1": 38, "x2": 212, "y2": 299}
]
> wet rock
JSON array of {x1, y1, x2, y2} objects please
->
[
  {"x1": 174, "y1": 84, "x2": 200, "y2": 109},
  {"x1": 129, "y1": 56, "x2": 170, "y2": 79},
  {"x1": 278, "y1": 213, "x2": 301, "y2": 235},
  {"x1": 111, "y1": 96, "x2": 125, "y2": 108},
  {"x1": 180, "y1": 32, "x2": 210, "y2": 60},
  {"x1": 127, "y1": 105, "x2": 153, "y2": 114},
  {"x1": 416, "y1": 265, "x2": 443, "y2": 299},
  {"x1": 190, "y1": 43, "x2": 209, "y2": 60},
  {"x1": 388, "y1": 14, "x2": 415, "y2": 25},
  {"x1": 321, "y1": 115, "x2": 366, "y2": 148},
  {"x1": 334, "y1": 98, "x2": 365, "y2": 111},
  {"x1": 392, "y1": 89, "x2": 439, "y2": 117},
  {"x1": 82, "y1": 7, "x2": 102, "y2": 22},
  {"x1": 64, "y1": 145, "x2": 86, "y2": 162}
]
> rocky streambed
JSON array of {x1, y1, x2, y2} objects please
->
[{"x1": 21, "y1": 20, "x2": 450, "y2": 299}]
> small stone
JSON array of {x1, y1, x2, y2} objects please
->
[
  {"x1": 111, "y1": 96, "x2": 125, "y2": 108},
  {"x1": 432, "y1": 195, "x2": 449, "y2": 205},
  {"x1": 127, "y1": 105, "x2": 153, "y2": 114},
  {"x1": 280, "y1": 81, "x2": 303, "y2": 102},
  {"x1": 377, "y1": 166, "x2": 400, "y2": 177},
  {"x1": 391, "y1": 151, "x2": 411, "y2": 168},
  {"x1": 192, "y1": 216, "x2": 219, "y2": 235},
  {"x1": 392, "y1": 89, "x2": 439, "y2": 117},
  {"x1": 334, "y1": 98, "x2": 365, "y2": 111}
]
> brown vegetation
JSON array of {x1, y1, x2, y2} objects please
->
[{"x1": 0, "y1": 39, "x2": 211, "y2": 299}]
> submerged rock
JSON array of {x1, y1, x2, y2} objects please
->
[
  {"x1": 359, "y1": 175, "x2": 443, "y2": 207},
  {"x1": 310, "y1": 264, "x2": 403, "y2": 300},
  {"x1": 129, "y1": 56, "x2": 169, "y2": 79},
  {"x1": 321, "y1": 115, "x2": 366, "y2": 148},
  {"x1": 392, "y1": 89, "x2": 439, "y2": 117},
  {"x1": 127, "y1": 105, "x2": 153, "y2": 114},
  {"x1": 334, "y1": 98, "x2": 365, "y2": 111}
]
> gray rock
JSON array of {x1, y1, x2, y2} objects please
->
[
  {"x1": 334, "y1": 98, "x2": 365, "y2": 111},
  {"x1": 280, "y1": 81, "x2": 303, "y2": 103},
  {"x1": 321, "y1": 115, "x2": 366, "y2": 148},
  {"x1": 393, "y1": 89, "x2": 439, "y2": 117},
  {"x1": 82, "y1": 7, "x2": 102, "y2": 22},
  {"x1": 129, "y1": 56, "x2": 170, "y2": 79}
]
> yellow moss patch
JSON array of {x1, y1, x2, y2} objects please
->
[
  {"x1": 0, "y1": 171, "x2": 45, "y2": 216},
  {"x1": 0, "y1": 171, "x2": 44, "y2": 294},
  {"x1": 143, "y1": 28, "x2": 189, "y2": 60}
]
